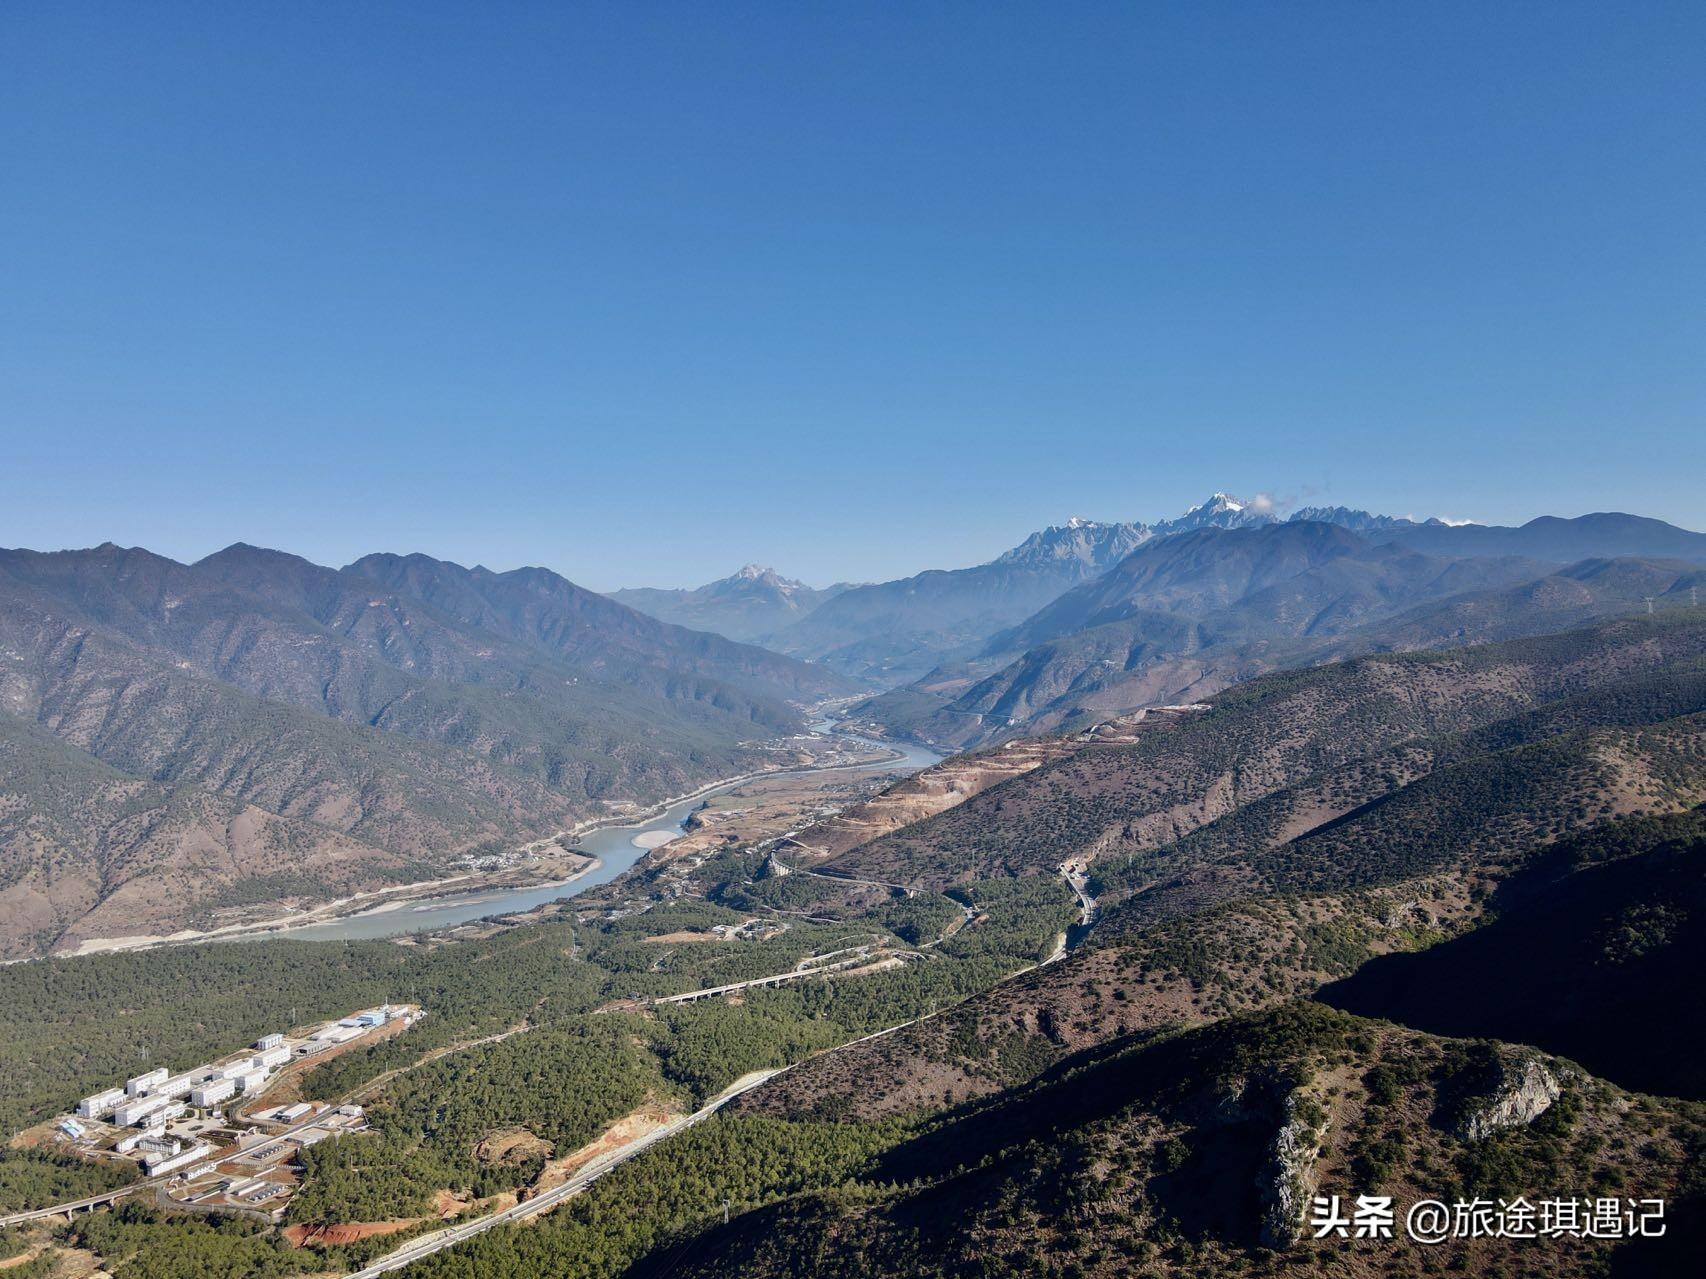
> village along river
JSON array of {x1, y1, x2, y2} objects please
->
[{"x1": 252, "y1": 729, "x2": 942, "y2": 943}]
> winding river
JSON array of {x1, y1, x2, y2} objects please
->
[{"x1": 253, "y1": 730, "x2": 941, "y2": 943}]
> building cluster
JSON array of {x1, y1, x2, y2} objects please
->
[
  {"x1": 49, "y1": 1004, "x2": 419, "y2": 1218},
  {"x1": 75, "y1": 1037, "x2": 298, "y2": 1128}
]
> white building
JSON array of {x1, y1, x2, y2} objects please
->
[
  {"x1": 144, "y1": 1142, "x2": 213, "y2": 1176},
  {"x1": 255, "y1": 1033, "x2": 284, "y2": 1051},
  {"x1": 191, "y1": 1078, "x2": 236, "y2": 1107},
  {"x1": 125, "y1": 1067, "x2": 168, "y2": 1096},
  {"x1": 114, "y1": 1126, "x2": 164, "y2": 1154},
  {"x1": 77, "y1": 1088, "x2": 127, "y2": 1118},
  {"x1": 151, "y1": 1072, "x2": 204, "y2": 1101},
  {"x1": 238, "y1": 1070, "x2": 270, "y2": 1094},
  {"x1": 254, "y1": 1046, "x2": 291, "y2": 1069},
  {"x1": 113, "y1": 1096, "x2": 169, "y2": 1127}
]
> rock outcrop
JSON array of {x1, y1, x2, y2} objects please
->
[
  {"x1": 1258, "y1": 1089, "x2": 1324, "y2": 1249},
  {"x1": 1458, "y1": 1056, "x2": 1561, "y2": 1142}
]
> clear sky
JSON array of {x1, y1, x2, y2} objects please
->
[{"x1": 3, "y1": 3, "x2": 1702, "y2": 590}]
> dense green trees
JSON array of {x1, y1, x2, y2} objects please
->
[
  {"x1": 394, "y1": 1114, "x2": 901, "y2": 1279},
  {"x1": 65, "y1": 1201, "x2": 420, "y2": 1278},
  {"x1": 0, "y1": 1146, "x2": 139, "y2": 1218}
]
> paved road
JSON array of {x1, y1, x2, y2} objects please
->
[
  {"x1": 652, "y1": 950, "x2": 872, "y2": 1004},
  {"x1": 650, "y1": 937, "x2": 886, "y2": 1005},
  {"x1": 797, "y1": 867, "x2": 916, "y2": 896},
  {"x1": 1062, "y1": 867, "x2": 1098, "y2": 929},
  {"x1": 344, "y1": 1011, "x2": 941, "y2": 1276},
  {"x1": 1035, "y1": 866, "x2": 1100, "y2": 968},
  {"x1": 343, "y1": 1069, "x2": 785, "y2": 1277},
  {"x1": 920, "y1": 906, "x2": 976, "y2": 950},
  {"x1": 0, "y1": 1181, "x2": 155, "y2": 1228},
  {"x1": 769, "y1": 852, "x2": 916, "y2": 898}
]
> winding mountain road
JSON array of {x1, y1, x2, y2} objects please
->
[
  {"x1": 343, "y1": 1069, "x2": 783, "y2": 1277},
  {"x1": 344, "y1": 1013, "x2": 931, "y2": 1276}
]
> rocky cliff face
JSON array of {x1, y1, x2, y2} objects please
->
[
  {"x1": 1258, "y1": 1089, "x2": 1325, "y2": 1249},
  {"x1": 1458, "y1": 1056, "x2": 1562, "y2": 1141}
]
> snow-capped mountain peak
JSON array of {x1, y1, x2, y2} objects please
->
[
  {"x1": 1153, "y1": 492, "x2": 1277, "y2": 535},
  {"x1": 715, "y1": 564, "x2": 811, "y2": 596}
]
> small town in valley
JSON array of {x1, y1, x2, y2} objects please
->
[{"x1": 31, "y1": 1005, "x2": 422, "y2": 1222}]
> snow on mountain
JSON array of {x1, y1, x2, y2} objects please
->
[
  {"x1": 717, "y1": 564, "x2": 812, "y2": 598},
  {"x1": 1287, "y1": 506, "x2": 1478, "y2": 532},
  {"x1": 1288, "y1": 506, "x2": 1421, "y2": 532},
  {"x1": 1151, "y1": 492, "x2": 1278, "y2": 535},
  {"x1": 610, "y1": 564, "x2": 845, "y2": 644},
  {"x1": 994, "y1": 519, "x2": 1153, "y2": 569}
]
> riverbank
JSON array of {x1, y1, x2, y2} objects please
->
[
  {"x1": 63, "y1": 855, "x2": 604, "y2": 957},
  {"x1": 57, "y1": 726, "x2": 927, "y2": 955},
  {"x1": 516, "y1": 730, "x2": 904, "y2": 855}
]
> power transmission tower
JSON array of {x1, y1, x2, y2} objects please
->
[{"x1": 1644, "y1": 596, "x2": 1655, "y2": 615}]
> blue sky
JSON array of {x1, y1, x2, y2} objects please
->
[{"x1": 3, "y1": 2, "x2": 1702, "y2": 589}]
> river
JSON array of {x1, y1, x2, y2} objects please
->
[{"x1": 250, "y1": 730, "x2": 941, "y2": 943}]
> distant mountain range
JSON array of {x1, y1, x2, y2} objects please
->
[
  {"x1": 613, "y1": 496, "x2": 1289, "y2": 685},
  {"x1": 852, "y1": 509, "x2": 1706, "y2": 748},
  {"x1": 615, "y1": 496, "x2": 1706, "y2": 698},
  {"x1": 0, "y1": 543, "x2": 849, "y2": 956},
  {"x1": 610, "y1": 565, "x2": 855, "y2": 644},
  {"x1": 758, "y1": 519, "x2": 1156, "y2": 684}
]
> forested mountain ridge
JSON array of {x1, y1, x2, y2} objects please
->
[
  {"x1": 731, "y1": 616, "x2": 1706, "y2": 1124},
  {"x1": 684, "y1": 1005, "x2": 1702, "y2": 1279},
  {"x1": 829, "y1": 613, "x2": 1706, "y2": 891},
  {"x1": 0, "y1": 542, "x2": 849, "y2": 955},
  {"x1": 345, "y1": 552, "x2": 846, "y2": 700},
  {"x1": 1375, "y1": 509, "x2": 1706, "y2": 561},
  {"x1": 693, "y1": 617, "x2": 1706, "y2": 1278},
  {"x1": 986, "y1": 521, "x2": 1546, "y2": 653}
]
